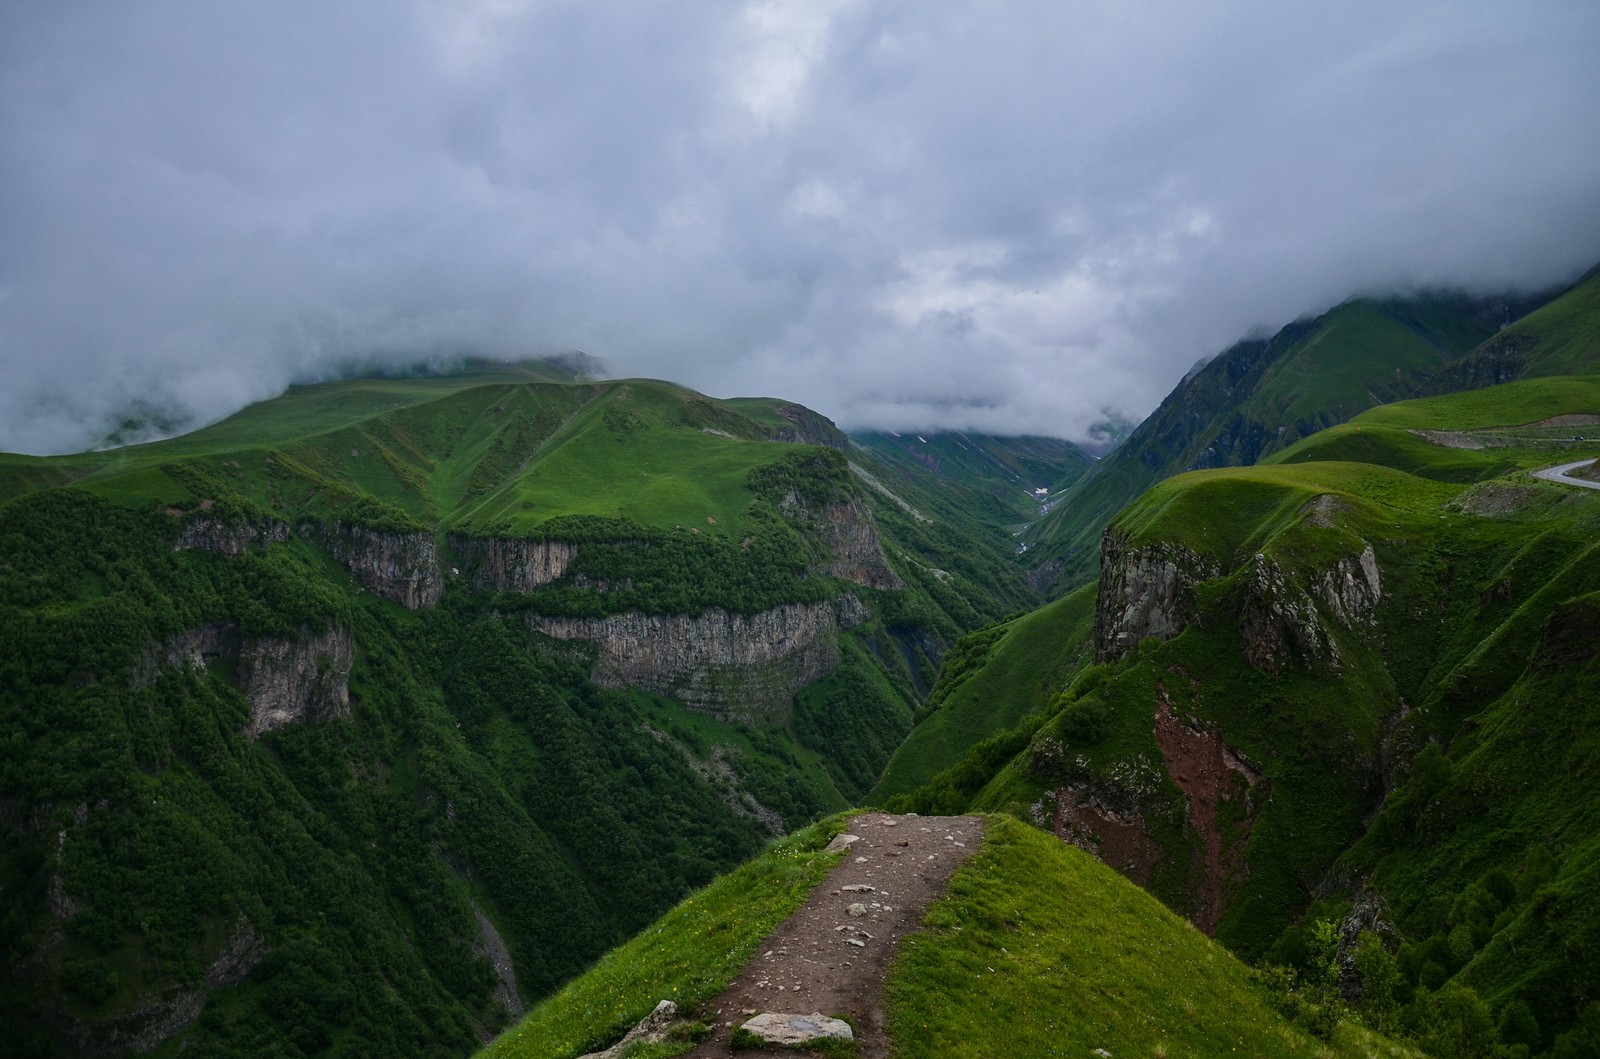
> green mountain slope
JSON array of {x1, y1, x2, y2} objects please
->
[
  {"x1": 893, "y1": 377, "x2": 1600, "y2": 1052},
  {"x1": 848, "y1": 430, "x2": 1090, "y2": 525},
  {"x1": 1024, "y1": 282, "x2": 1579, "y2": 593},
  {"x1": 483, "y1": 814, "x2": 1419, "y2": 1059},
  {"x1": 0, "y1": 368, "x2": 1033, "y2": 1057}
]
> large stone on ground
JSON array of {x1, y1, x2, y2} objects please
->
[
  {"x1": 739, "y1": 1011, "x2": 853, "y2": 1047},
  {"x1": 577, "y1": 999, "x2": 678, "y2": 1059}
]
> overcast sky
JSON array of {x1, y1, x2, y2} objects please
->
[{"x1": 3, "y1": 1, "x2": 1599, "y2": 453}]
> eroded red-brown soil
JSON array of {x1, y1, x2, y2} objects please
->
[
  {"x1": 1152, "y1": 675, "x2": 1263, "y2": 934},
  {"x1": 681, "y1": 813, "x2": 982, "y2": 1059}
]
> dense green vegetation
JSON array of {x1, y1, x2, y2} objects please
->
[
  {"x1": 847, "y1": 431, "x2": 1089, "y2": 524},
  {"x1": 480, "y1": 814, "x2": 849, "y2": 1059},
  {"x1": 1022, "y1": 275, "x2": 1595, "y2": 593},
  {"x1": 870, "y1": 585, "x2": 1096, "y2": 802},
  {"x1": 481, "y1": 813, "x2": 1418, "y2": 1059},
  {"x1": 885, "y1": 815, "x2": 1419, "y2": 1059},
  {"x1": 0, "y1": 489, "x2": 825, "y2": 1057},
  {"x1": 0, "y1": 364, "x2": 1038, "y2": 1056},
  {"x1": 889, "y1": 376, "x2": 1600, "y2": 1053}
]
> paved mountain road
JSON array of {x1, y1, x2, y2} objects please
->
[{"x1": 1532, "y1": 458, "x2": 1600, "y2": 490}]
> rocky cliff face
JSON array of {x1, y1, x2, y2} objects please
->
[
  {"x1": 530, "y1": 597, "x2": 866, "y2": 723},
  {"x1": 1094, "y1": 531, "x2": 1219, "y2": 663},
  {"x1": 311, "y1": 522, "x2": 444, "y2": 609},
  {"x1": 814, "y1": 496, "x2": 903, "y2": 590},
  {"x1": 146, "y1": 623, "x2": 354, "y2": 740},
  {"x1": 769, "y1": 403, "x2": 849, "y2": 448},
  {"x1": 450, "y1": 535, "x2": 581, "y2": 593},
  {"x1": 1242, "y1": 544, "x2": 1382, "y2": 673},
  {"x1": 1315, "y1": 543, "x2": 1382, "y2": 628},
  {"x1": 239, "y1": 627, "x2": 355, "y2": 739},
  {"x1": 774, "y1": 488, "x2": 902, "y2": 590},
  {"x1": 173, "y1": 515, "x2": 290, "y2": 555}
]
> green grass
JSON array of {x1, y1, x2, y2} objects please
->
[
  {"x1": 1242, "y1": 299, "x2": 1465, "y2": 426},
  {"x1": 717, "y1": 397, "x2": 794, "y2": 430},
  {"x1": 480, "y1": 814, "x2": 850, "y2": 1059},
  {"x1": 1349, "y1": 375, "x2": 1600, "y2": 431},
  {"x1": 0, "y1": 373, "x2": 819, "y2": 542},
  {"x1": 1485, "y1": 264, "x2": 1600, "y2": 379},
  {"x1": 869, "y1": 584, "x2": 1096, "y2": 803},
  {"x1": 884, "y1": 815, "x2": 1416, "y2": 1059},
  {"x1": 1112, "y1": 461, "x2": 1456, "y2": 561}
]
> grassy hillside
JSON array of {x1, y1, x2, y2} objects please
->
[
  {"x1": 482, "y1": 814, "x2": 1417, "y2": 1059},
  {"x1": 848, "y1": 431, "x2": 1090, "y2": 525},
  {"x1": 891, "y1": 377, "x2": 1600, "y2": 1052},
  {"x1": 0, "y1": 367, "x2": 1039, "y2": 1057},
  {"x1": 869, "y1": 584, "x2": 1096, "y2": 803},
  {"x1": 1023, "y1": 277, "x2": 1593, "y2": 595}
]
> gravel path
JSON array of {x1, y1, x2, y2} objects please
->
[
  {"x1": 1532, "y1": 458, "x2": 1600, "y2": 490},
  {"x1": 681, "y1": 813, "x2": 983, "y2": 1059}
]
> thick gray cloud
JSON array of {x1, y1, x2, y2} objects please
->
[{"x1": 2, "y1": 0, "x2": 1598, "y2": 453}]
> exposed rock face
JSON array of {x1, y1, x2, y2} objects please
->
[
  {"x1": 1335, "y1": 889, "x2": 1399, "y2": 1001},
  {"x1": 1243, "y1": 544, "x2": 1382, "y2": 673},
  {"x1": 769, "y1": 403, "x2": 850, "y2": 449},
  {"x1": 530, "y1": 598, "x2": 864, "y2": 722},
  {"x1": 450, "y1": 535, "x2": 581, "y2": 593},
  {"x1": 147, "y1": 623, "x2": 354, "y2": 739},
  {"x1": 471, "y1": 900, "x2": 524, "y2": 1027},
  {"x1": 238, "y1": 627, "x2": 355, "y2": 739},
  {"x1": 1046, "y1": 785, "x2": 1164, "y2": 887},
  {"x1": 1241, "y1": 553, "x2": 1336, "y2": 673},
  {"x1": 174, "y1": 515, "x2": 290, "y2": 555},
  {"x1": 145, "y1": 623, "x2": 240, "y2": 677},
  {"x1": 1315, "y1": 543, "x2": 1382, "y2": 628},
  {"x1": 814, "y1": 495, "x2": 903, "y2": 589},
  {"x1": 1094, "y1": 530, "x2": 1219, "y2": 662},
  {"x1": 311, "y1": 522, "x2": 443, "y2": 609}
]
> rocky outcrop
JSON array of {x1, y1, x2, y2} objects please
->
[
  {"x1": 769, "y1": 403, "x2": 849, "y2": 449},
  {"x1": 1315, "y1": 543, "x2": 1382, "y2": 628},
  {"x1": 530, "y1": 597, "x2": 865, "y2": 723},
  {"x1": 144, "y1": 623, "x2": 241, "y2": 677},
  {"x1": 239, "y1": 627, "x2": 354, "y2": 739},
  {"x1": 813, "y1": 496, "x2": 903, "y2": 589},
  {"x1": 577, "y1": 1001, "x2": 681, "y2": 1059},
  {"x1": 174, "y1": 515, "x2": 290, "y2": 555},
  {"x1": 144, "y1": 624, "x2": 354, "y2": 740},
  {"x1": 310, "y1": 522, "x2": 443, "y2": 609},
  {"x1": 471, "y1": 900, "x2": 524, "y2": 1027},
  {"x1": 1094, "y1": 531, "x2": 1219, "y2": 662},
  {"x1": 1241, "y1": 553, "x2": 1336, "y2": 673},
  {"x1": 449, "y1": 535, "x2": 581, "y2": 593},
  {"x1": 1242, "y1": 544, "x2": 1382, "y2": 673}
]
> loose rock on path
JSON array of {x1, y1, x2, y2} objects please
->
[{"x1": 681, "y1": 813, "x2": 983, "y2": 1059}]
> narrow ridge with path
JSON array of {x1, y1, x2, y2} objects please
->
[{"x1": 682, "y1": 813, "x2": 983, "y2": 1059}]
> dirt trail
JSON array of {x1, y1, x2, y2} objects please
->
[{"x1": 682, "y1": 813, "x2": 982, "y2": 1059}]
